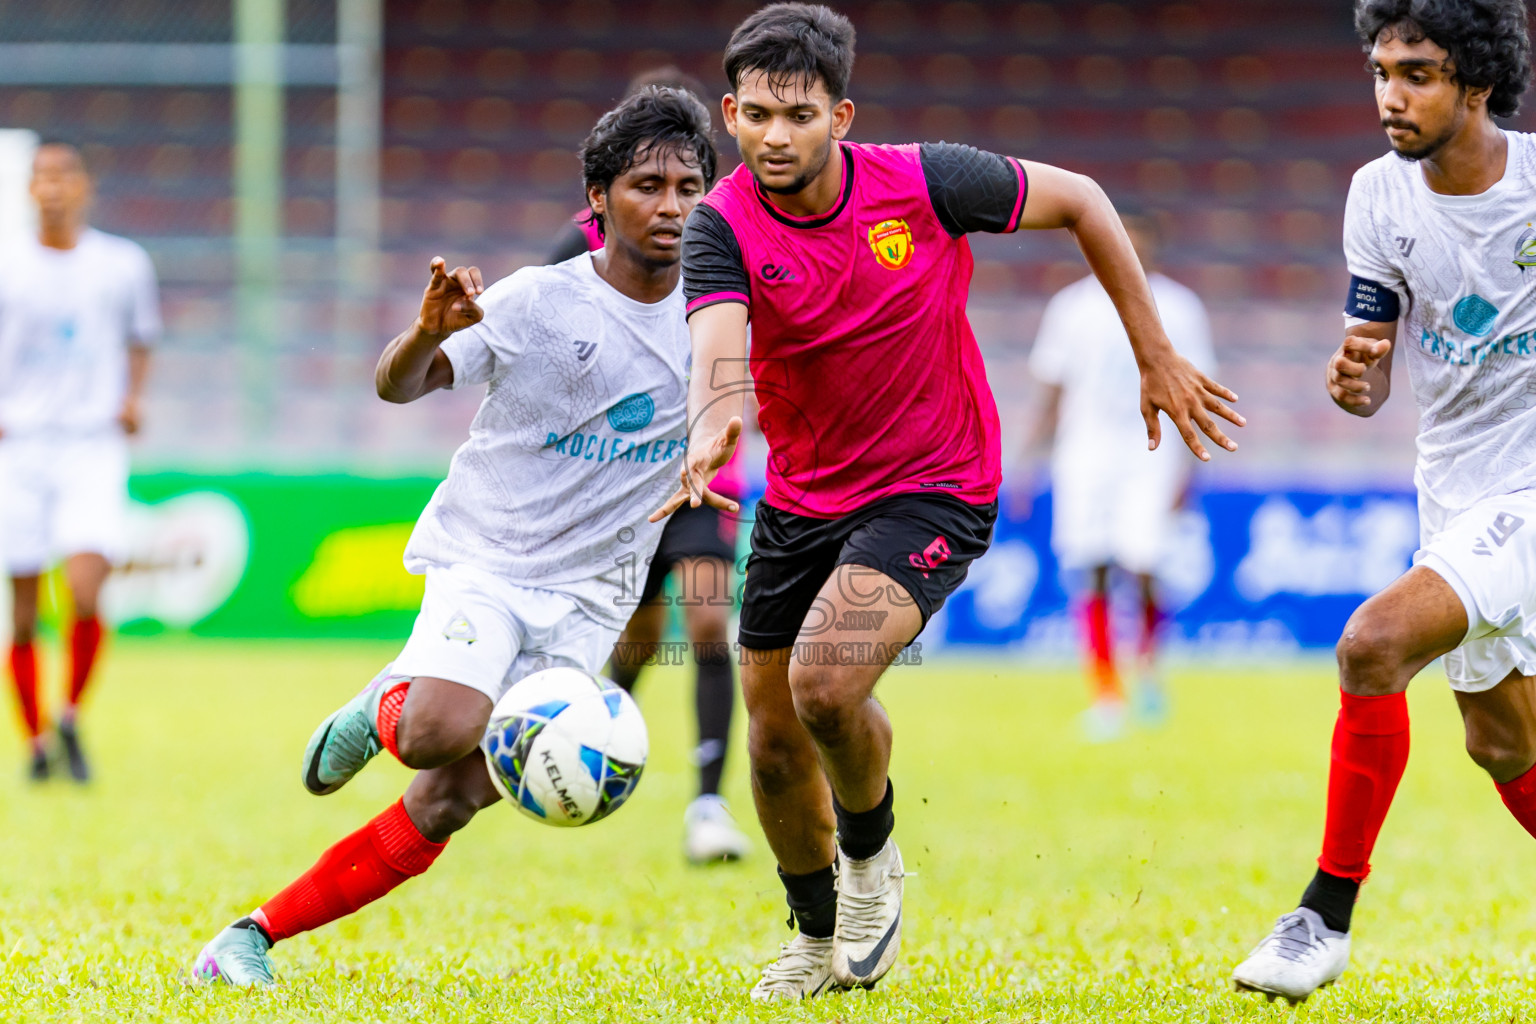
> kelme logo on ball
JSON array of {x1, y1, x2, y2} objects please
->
[
  {"x1": 606, "y1": 392, "x2": 655, "y2": 432},
  {"x1": 868, "y1": 218, "x2": 915, "y2": 270}
]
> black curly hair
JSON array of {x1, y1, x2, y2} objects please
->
[
  {"x1": 1355, "y1": 0, "x2": 1532, "y2": 118},
  {"x1": 578, "y1": 85, "x2": 716, "y2": 240}
]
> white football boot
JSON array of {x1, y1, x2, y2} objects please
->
[
  {"x1": 1232, "y1": 907, "x2": 1351, "y2": 1003},
  {"x1": 683, "y1": 795, "x2": 752, "y2": 864},
  {"x1": 193, "y1": 920, "x2": 275, "y2": 987},
  {"x1": 831, "y1": 839, "x2": 904, "y2": 988},
  {"x1": 749, "y1": 934, "x2": 838, "y2": 1001}
]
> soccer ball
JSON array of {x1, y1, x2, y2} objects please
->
[{"x1": 481, "y1": 667, "x2": 648, "y2": 827}]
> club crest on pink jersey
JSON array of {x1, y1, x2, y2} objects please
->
[{"x1": 868, "y1": 218, "x2": 915, "y2": 270}]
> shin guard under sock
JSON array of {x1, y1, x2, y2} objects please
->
[
  {"x1": 778, "y1": 864, "x2": 837, "y2": 939},
  {"x1": 1083, "y1": 594, "x2": 1121, "y2": 700},
  {"x1": 1317, "y1": 690, "x2": 1410, "y2": 883},
  {"x1": 67, "y1": 617, "x2": 103, "y2": 709},
  {"x1": 255, "y1": 799, "x2": 446, "y2": 942},
  {"x1": 8, "y1": 642, "x2": 40, "y2": 740}
]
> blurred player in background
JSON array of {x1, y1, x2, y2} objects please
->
[
  {"x1": 1233, "y1": 0, "x2": 1536, "y2": 1003},
  {"x1": 663, "y1": 3, "x2": 1243, "y2": 1000},
  {"x1": 1028, "y1": 210, "x2": 1216, "y2": 741},
  {"x1": 548, "y1": 66, "x2": 753, "y2": 866},
  {"x1": 193, "y1": 88, "x2": 719, "y2": 986},
  {"x1": 0, "y1": 141, "x2": 158, "y2": 783}
]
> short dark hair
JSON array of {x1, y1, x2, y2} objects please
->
[
  {"x1": 34, "y1": 138, "x2": 88, "y2": 173},
  {"x1": 723, "y1": 3, "x2": 856, "y2": 103},
  {"x1": 1355, "y1": 0, "x2": 1532, "y2": 118},
  {"x1": 579, "y1": 85, "x2": 717, "y2": 239}
]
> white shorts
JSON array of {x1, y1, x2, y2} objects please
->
[
  {"x1": 1050, "y1": 451, "x2": 1184, "y2": 575},
  {"x1": 391, "y1": 561, "x2": 620, "y2": 704},
  {"x1": 1416, "y1": 489, "x2": 1536, "y2": 692},
  {"x1": 0, "y1": 433, "x2": 129, "y2": 575}
]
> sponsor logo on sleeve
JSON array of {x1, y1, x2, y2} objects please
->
[{"x1": 868, "y1": 218, "x2": 915, "y2": 270}]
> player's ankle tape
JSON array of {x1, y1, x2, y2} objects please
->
[{"x1": 834, "y1": 779, "x2": 895, "y2": 861}]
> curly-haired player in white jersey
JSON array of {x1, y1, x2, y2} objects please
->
[
  {"x1": 191, "y1": 87, "x2": 728, "y2": 986},
  {"x1": 1233, "y1": 0, "x2": 1536, "y2": 1003},
  {"x1": 0, "y1": 142, "x2": 159, "y2": 784}
]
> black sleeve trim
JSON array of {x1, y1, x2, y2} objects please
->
[
  {"x1": 683, "y1": 203, "x2": 751, "y2": 315},
  {"x1": 920, "y1": 142, "x2": 1027, "y2": 238}
]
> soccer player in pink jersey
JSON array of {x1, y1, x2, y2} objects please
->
[{"x1": 652, "y1": 3, "x2": 1244, "y2": 1000}]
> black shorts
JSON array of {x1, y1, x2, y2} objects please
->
[
  {"x1": 639, "y1": 502, "x2": 741, "y2": 604},
  {"x1": 738, "y1": 492, "x2": 997, "y2": 650}
]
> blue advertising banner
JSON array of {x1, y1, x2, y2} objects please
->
[{"x1": 935, "y1": 489, "x2": 1420, "y2": 653}]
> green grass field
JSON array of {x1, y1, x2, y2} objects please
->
[{"x1": 3, "y1": 639, "x2": 1535, "y2": 1022}]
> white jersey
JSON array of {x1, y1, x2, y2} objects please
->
[
  {"x1": 1030, "y1": 271, "x2": 1216, "y2": 473},
  {"x1": 0, "y1": 228, "x2": 161, "y2": 436},
  {"x1": 1344, "y1": 130, "x2": 1536, "y2": 510},
  {"x1": 403, "y1": 254, "x2": 690, "y2": 630}
]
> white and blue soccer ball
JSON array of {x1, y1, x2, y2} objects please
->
[{"x1": 481, "y1": 667, "x2": 648, "y2": 827}]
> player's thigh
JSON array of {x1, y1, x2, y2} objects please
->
[
  {"x1": 54, "y1": 435, "x2": 129, "y2": 565},
  {"x1": 1416, "y1": 490, "x2": 1536, "y2": 690},
  {"x1": 1455, "y1": 669, "x2": 1536, "y2": 781},
  {"x1": 1338, "y1": 566, "x2": 1469, "y2": 692},
  {"x1": 0, "y1": 439, "x2": 56, "y2": 578},
  {"x1": 677, "y1": 556, "x2": 733, "y2": 644},
  {"x1": 737, "y1": 502, "x2": 844, "y2": 652}
]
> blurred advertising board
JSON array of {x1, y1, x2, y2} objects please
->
[
  {"x1": 937, "y1": 489, "x2": 1419, "y2": 655},
  {"x1": 102, "y1": 475, "x2": 1416, "y2": 649}
]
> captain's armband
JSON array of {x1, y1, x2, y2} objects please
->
[{"x1": 1344, "y1": 275, "x2": 1400, "y2": 322}]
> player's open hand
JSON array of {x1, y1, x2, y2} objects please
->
[
  {"x1": 1327, "y1": 334, "x2": 1392, "y2": 410},
  {"x1": 1140, "y1": 348, "x2": 1244, "y2": 462},
  {"x1": 418, "y1": 257, "x2": 484, "y2": 338},
  {"x1": 650, "y1": 417, "x2": 743, "y2": 522}
]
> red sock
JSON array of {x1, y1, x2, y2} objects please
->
[
  {"x1": 254, "y1": 798, "x2": 446, "y2": 942},
  {"x1": 1318, "y1": 690, "x2": 1410, "y2": 882},
  {"x1": 1082, "y1": 594, "x2": 1121, "y2": 701},
  {"x1": 377, "y1": 680, "x2": 409, "y2": 762},
  {"x1": 1496, "y1": 762, "x2": 1536, "y2": 838},
  {"x1": 1138, "y1": 597, "x2": 1161, "y2": 659},
  {"x1": 9, "y1": 641, "x2": 41, "y2": 739},
  {"x1": 68, "y1": 617, "x2": 103, "y2": 709}
]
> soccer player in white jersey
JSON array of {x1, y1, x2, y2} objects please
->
[
  {"x1": 1029, "y1": 212, "x2": 1216, "y2": 741},
  {"x1": 0, "y1": 142, "x2": 159, "y2": 783},
  {"x1": 192, "y1": 88, "x2": 726, "y2": 986},
  {"x1": 1233, "y1": 0, "x2": 1536, "y2": 1003}
]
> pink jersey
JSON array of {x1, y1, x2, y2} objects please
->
[
  {"x1": 683, "y1": 142, "x2": 1023, "y2": 518},
  {"x1": 576, "y1": 211, "x2": 605, "y2": 251}
]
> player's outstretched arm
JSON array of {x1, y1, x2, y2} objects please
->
[
  {"x1": 1016, "y1": 161, "x2": 1245, "y2": 462},
  {"x1": 651, "y1": 301, "x2": 747, "y2": 522},
  {"x1": 375, "y1": 257, "x2": 484, "y2": 404},
  {"x1": 1329, "y1": 321, "x2": 1395, "y2": 417}
]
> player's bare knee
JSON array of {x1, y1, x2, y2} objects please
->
[
  {"x1": 394, "y1": 708, "x2": 485, "y2": 769},
  {"x1": 409, "y1": 787, "x2": 481, "y2": 841},
  {"x1": 1336, "y1": 612, "x2": 1411, "y2": 695},
  {"x1": 1464, "y1": 727, "x2": 1536, "y2": 783},
  {"x1": 788, "y1": 673, "x2": 856, "y2": 745}
]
